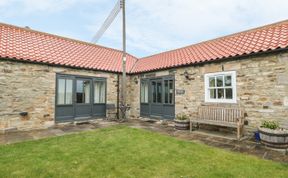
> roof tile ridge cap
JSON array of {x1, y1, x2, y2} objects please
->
[
  {"x1": 0, "y1": 22, "x2": 136, "y2": 55},
  {"x1": 139, "y1": 19, "x2": 288, "y2": 60}
]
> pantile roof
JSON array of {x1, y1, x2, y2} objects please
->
[
  {"x1": 132, "y1": 20, "x2": 288, "y2": 73},
  {"x1": 0, "y1": 20, "x2": 288, "y2": 74},
  {"x1": 0, "y1": 23, "x2": 138, "y2": 73}
]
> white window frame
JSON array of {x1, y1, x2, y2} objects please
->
[{"x1": 204, "y1": 71, "x2": 237, "y2": 103}]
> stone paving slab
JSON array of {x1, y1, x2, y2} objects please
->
[
  {"x1": 2, "y1": 132, "x2": 33, "y2": 144},
  {"x1": 126, "y1": 120, "x2": 288, "y2": 163},
  {"x1": 0, "y1": 119, "x2": 287, "y2": 163}
]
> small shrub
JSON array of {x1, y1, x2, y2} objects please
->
[
  {"x1": 261, "y1": 120, "x2": 279, "y2": 130},
  {"x1": 176, "y1": 114, "x2": 189, "y2": 121}
]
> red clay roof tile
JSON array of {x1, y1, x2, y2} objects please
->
[
  {"x1": 132, "y1": 20, "x2": 288, "y2": 73},
  {"x1": 0, "y1": 23, "x2": 138, "y2": 73},
  {"x1": 1, "y1": 20, "x2": 288, "y2": 74}
]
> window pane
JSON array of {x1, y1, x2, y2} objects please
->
[
  {"x1": 57, "y1": 79, "x2": 65, "y2": 105},
  {"x1": 76, "y1": 80, "x2": 90, "y2": 104},
  {"x1": 209, "y1": 77, "x2": 215, "y2": 87},
  {"x1": 152, "y1": 81, "x2": 156, "y2": 103},
  {"x1": 65, "y1": 79, "x2": 73, "y2": 104},
  {"x1": 157, "y1": 81, "x2": 162, "y2": 103},
  {"x1": 94, "y1": 81, "x2": 100, "y2": 103},
  {"x1": 225, "y1": 88, "x2": 233, "y2": 99},
  {"x1": 144, "y1": 83, "x2": 148, "y2": 103},
  {"x1": 225, "y1": 75, "x2": 232, "y2": 87},
  {"x1": 94, "y1": 81, "x2": 106, "y2": 103},
  {"x1": 76, "y1": 80, "x2": 83, "y2": 103},
  {"x1": 209, "y1": 89, "x2": 216, "y2": 99},
  {"x1": 164, "y1": 80, "x2": 169, "y2": 103},
  {"x1": 169, "y1": 80, "x2": 173, "y2": 104},
  {"x1": 216, "y1": 76, "x2": 224, "y2": 87},
  {"x1": 84, "y1": 80, "x2": 90, "y2": 104},
  {"x1": 100, "y1": 82, "x2": 106, "y2": 103},
  {"x1": 217, "y1": 88, "x2": 224, "y2": 99},
  {"x1": 141, "y1": 82, "x2": 144, "y2": 103},
  {"x1": 141, "y1": 81, "x2": 148, "y2": 103}
]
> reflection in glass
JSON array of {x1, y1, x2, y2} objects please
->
[
  {"x1": 217, "y1": 88, "x2": 224, "y2": 99},
  {"x1": 209, "y1": 77, "x2": 215, "y2": 87},
  {"x1": 76, "y1": 80, "x2": 90, "y2": 104},
  {"x1": 216, "y1": 76, "x2": 223, "y2": 87},
  {"x1": 225, "y1": 75, "x2": 232, "y2": 86},
  {"x1": 169, "y1": 80, "x2": 173, "y2": 104},
  {"x1": 164, "y1": 80, "x2": 169, "y2": 103},
  {"x1": 225, "y1": 88, "x2": 233, "y2": 99},
  {"x1": 157, "y1": 82, "x2": 162, "y2": 103},
  {"x1": 209, "y1": 89, "x2": 217, "y2": 99},
  {"x1": 152, "y1": 81, "x2": 157, "y2": 103}
]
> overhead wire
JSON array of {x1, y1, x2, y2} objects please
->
[{"x1": 91, "y1": 0, "x2": 121, "y2": 43}]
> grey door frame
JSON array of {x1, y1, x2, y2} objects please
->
[
  {"x1": 74, "y1": 77, "x2": 93, "y2": 119},
  {"x1": 55, "y1": 73, "x2": 107, "y2": 123},
  {"x1": 55, "y1": 74, "x2": 75, "y2": 122},
  {"x1": 140, "y1": 75, "x2": 175, "y2": 119}
]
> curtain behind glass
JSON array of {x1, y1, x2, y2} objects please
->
[{"x1": 94, "y1": 81, "x2": 106, "y2": 103}]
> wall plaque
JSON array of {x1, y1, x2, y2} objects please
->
[{"x1": 176, "y1": 89, "x2": 185, "y2": 95}]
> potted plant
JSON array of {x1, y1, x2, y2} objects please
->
[
  {"x1": 174, "y1": 114, "x2": 190, "y2": 130},
  {"x1": 258, "y1": 120, "x2": 288, "y2": 149}
]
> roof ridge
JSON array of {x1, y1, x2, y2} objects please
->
[
  {"x1": 140, "y1": 19, "x2": 288, "y2": 59},
  {"x1": 0, "y1": 22, "x2": 139, "y2": 59}
]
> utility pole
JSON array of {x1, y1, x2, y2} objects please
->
[
  {"x1": 91, "y1": 0, "x2": 128, "y2": 120},
  {"x1": 120, "y1": 0, "x2": 127, "y2": 120}
]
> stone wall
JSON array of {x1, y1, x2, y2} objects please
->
[
  {"x1": 127, "y1": 51, "x2": 288, "y2": 131},
  {"x1": 1, "y1": 50, "x2": 287, "y2": 132},
  {"x1": 0, "y1": 60, "x2": 119, "y2": 131}
]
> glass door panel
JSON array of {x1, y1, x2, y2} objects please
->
[{"x1": 76, "y1": 80, "x2": 91, "y2": 104}]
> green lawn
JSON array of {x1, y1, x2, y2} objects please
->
[{"x1": 0, "y1": 126, "x2": 287, "y2": 178}]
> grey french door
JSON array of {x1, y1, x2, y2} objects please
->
[
  {"x1": 150, "y1": 79, "x2": 163, "y2": 117},
  {"x1": 140, "y1": 76, "x2": 175, "y2": 119},
  {"x1": 75, "y1": 78, "x2": 92, "y2": 119},
  {"x1": 55, "y1": 74, "x2": 106, "y2": 122}
]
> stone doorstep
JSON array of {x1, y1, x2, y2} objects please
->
[
  {"x1": 262, "y1": 145, "x2": 288, "y2": 155},
  {"x1": 139, "y1": 117, "x2": 175, "y2": 126}
]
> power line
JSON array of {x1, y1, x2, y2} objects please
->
[{"x1": 91, "y1": 0, "x2": 121, "y2": 43}]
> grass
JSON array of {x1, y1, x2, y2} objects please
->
[{"x1": 0, "y1": 126, "x2": 287, "y2": 178}]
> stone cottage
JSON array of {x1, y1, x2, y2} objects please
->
[{"x1": 0, "y1": 20, "x2": 288, "y2": 134}]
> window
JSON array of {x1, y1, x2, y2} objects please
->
[
  {"x1": 151, "y1": 80, "x2": 162, "y2": 103},
  {"x1": 205, "y1": 71, "x2": 236, "y2": 103},
  {"x1": 164, "y1": 79, "x2": 174, "y2": 104},
  {"x1": 157, "y1": 81, "x2": 162, "y2": 103},
  {"x1": 57, "y1": 78, "x2": 73, "y2": 105},
  {"x1": 76, "y1": 80, "x2": 91, "y2": 104},
  {"x1": 94, "y1": 80, "x2": 106, "y2": 104},
  {"x1": 140, "y1": 80, "x2": 148, "y2": 103}
]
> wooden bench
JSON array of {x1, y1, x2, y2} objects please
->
[{"x1": 190, "y1": 106, "x2": 245, "y2": 140}]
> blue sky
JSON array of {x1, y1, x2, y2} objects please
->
[{"x1": 0, "y1": 0, "x2": 288, "y2": 57}]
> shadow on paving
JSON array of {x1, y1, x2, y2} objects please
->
[{"x1": 0, "y1": 119, "x2": 287, "y2": 163}]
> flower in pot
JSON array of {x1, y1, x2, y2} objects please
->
[
  {"x1": 258, "y1": 120, "x2": 288, "y2": 149},
  {"x1": 174, "y1": 114, "x2": 190, "y2": 130}
]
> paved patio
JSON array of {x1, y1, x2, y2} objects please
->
[{"x1": 0, "y1": 119, "x2": 287, "y2": 163}]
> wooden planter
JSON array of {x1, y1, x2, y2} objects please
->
[
  {"x1": 258, "y1": 127, "x2": 288, "y2": 149},
  {"x1": 174, "y1": 119, "x2": 190, "y2": 130}
]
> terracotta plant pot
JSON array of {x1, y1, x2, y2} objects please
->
[
  {"x1": 174, "y1": 119, "x2": 190, "y2": 130},
  {"x1": 258, "y1": 127, "x2": 288, "y2": 149}
]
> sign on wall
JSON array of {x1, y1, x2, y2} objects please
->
[{"x1": 176, "y1": 89, "x2": 185, "y2": 95}]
